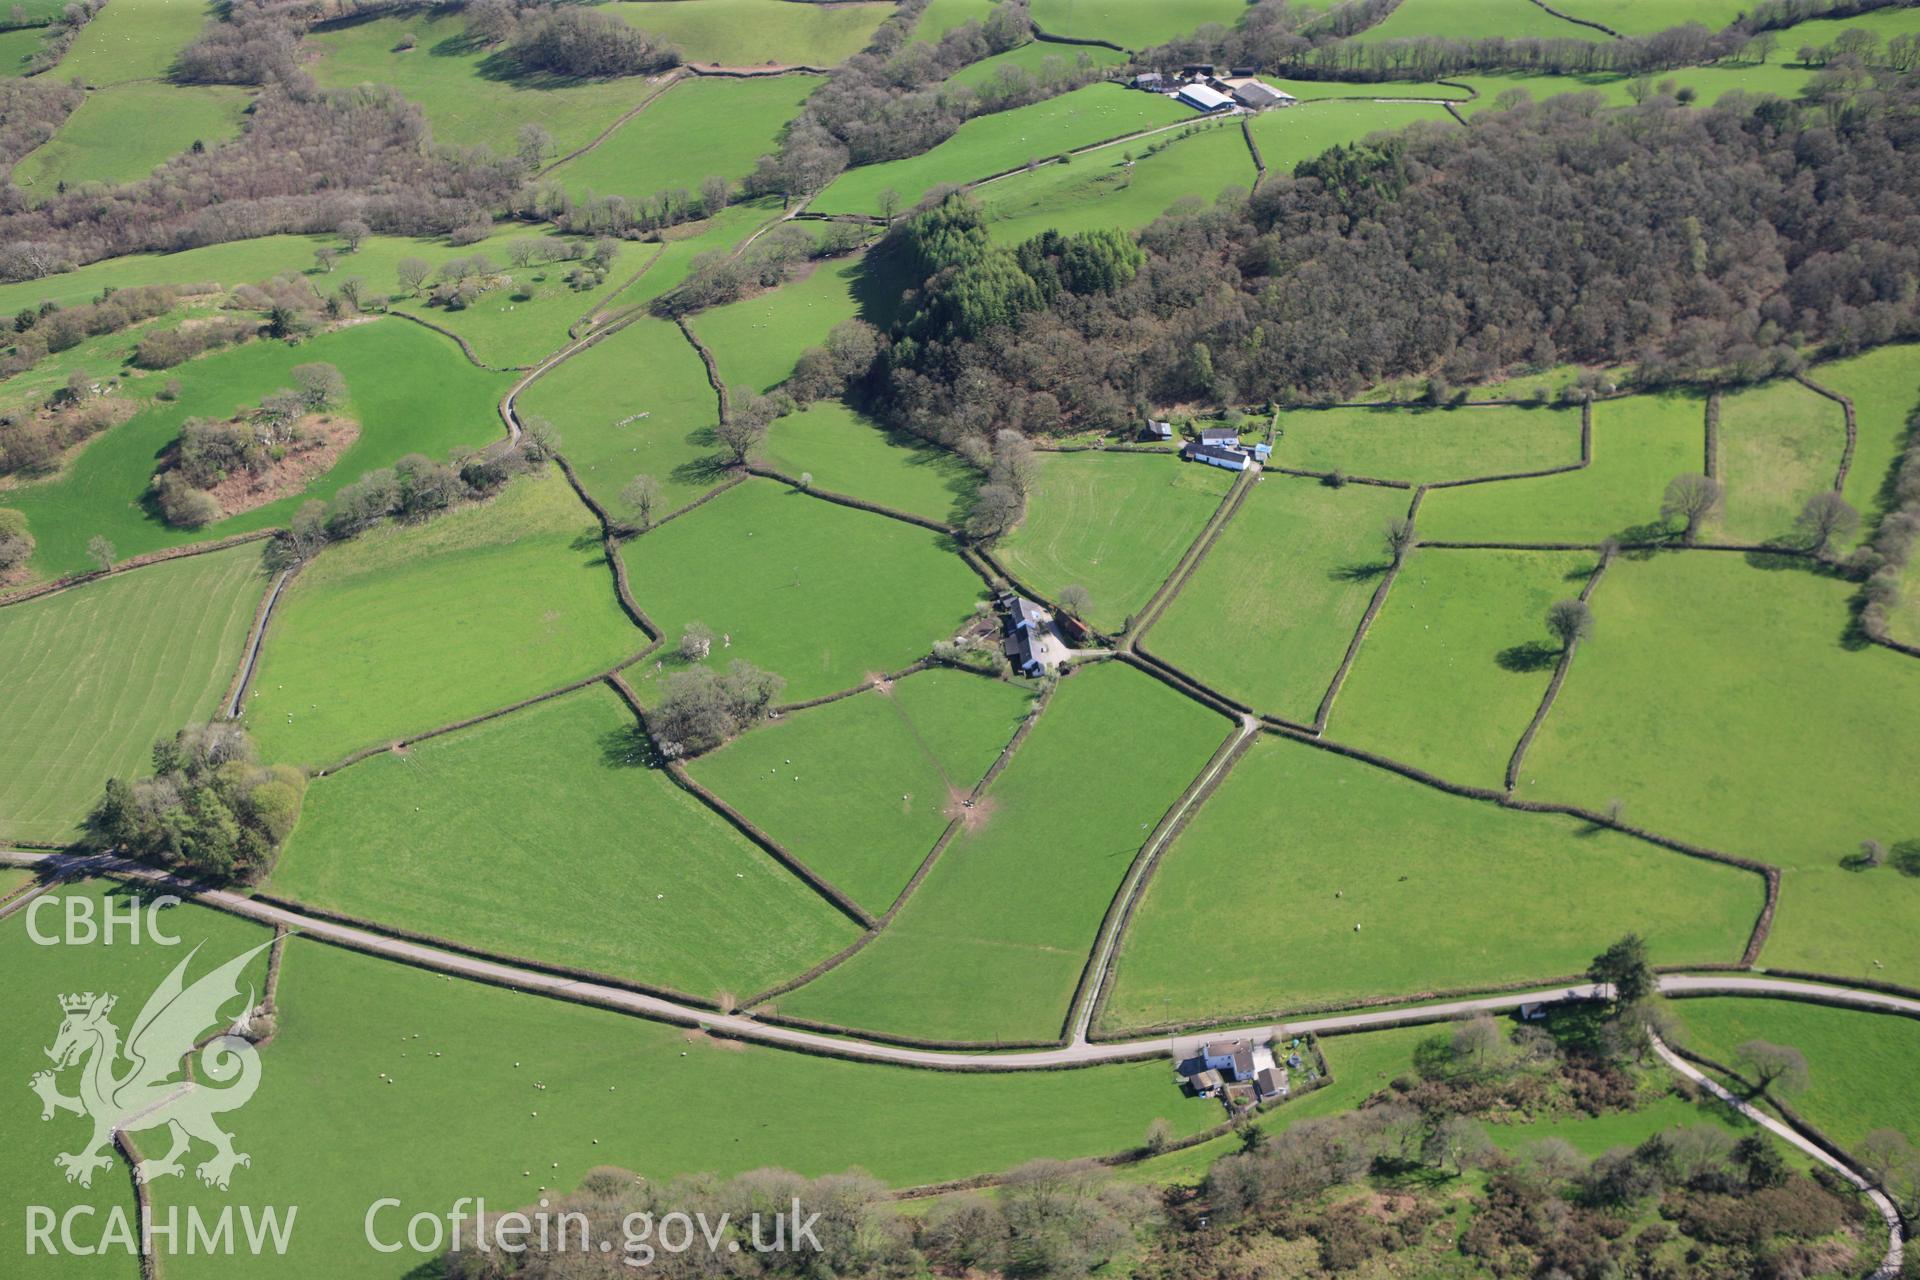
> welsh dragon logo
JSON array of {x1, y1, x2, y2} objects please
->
[{"x1": 30, "y1": 941, "x2": 271, "y2": 1191}]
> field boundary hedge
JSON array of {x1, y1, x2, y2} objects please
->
[
  {"x1": 546, "y1": 453, "x2": 663, "y2": 636},
  {"x1": 1119, "y1": 649, "x2": 1253, "y2": 721},
  {"x1": 1097, "y1": 970, "x2": 1594, "y2": 1042},
  {"x1": 248, "y1": 890, "x2": 726, "y2": 1011},
  {"x1": 538, "y1": 67, "x2": 690, "y2": 177},
  {"x1": 1526, "y1": 0, "x2": 1622, "y2": 39},
  {"x1": 676, "y1": 315, "x2": 731, "y2": 422},
  {"x1": 0, "y1": 529, "x2": 276, "y2": 611},
  {"x1": 1128, "y1": 463, "x2": 1258, "y2": 643},
  {"x1": 770, "y1": 658, "x2": 932, "y2": 714},
  {"x1": 309, "y1": 649, "x2": 657, "y2": 777},
  {"x1": 221, "y1": 563, "x2": 298, "y2": 721},
  {"x1": 1704, "y1": 390, "x2": 1721, "y2": 478},
  {"x1": 1079, "y1": 722, "x2": 1256, "y2": 1039},
  {"x1": 744, "y1": 461, "x2": 963, "y2": 535},
  {"x1": 1313, "y1": 485, "x2": 1425, "y2": 730},
  {"x1": 1795, "y1": 372, "x2": 1857, "y2": 492},
  {"x1": 1422, "y1": 399, "x2": 1592, "y2": 490},
  {"x1": 1241, "y1": 116, "x2": 1266, "y2": 182},
  {"x1": 740, "y1": 677, "x2": 1058, "y2": 1011},
  {"x1": 1502, "y1": 552, "x2": 1610, "y2": 792},
  {"x1": 1264, "y1": 463, "x2": 1413, "y2": 488},
  {"x1": 1027, "y1": 22, "x2": 1126, "y2": 54},
  {"x1": 603, "y1": 671, "x2": 876, "y2": 928},
  {"x1": 385, "y1": 308, "x2": 530, "y2": 373}
]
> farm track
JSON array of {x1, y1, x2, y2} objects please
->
[{"x1": 5, "y1": 846, "x2": 1918, "y2": 1074}]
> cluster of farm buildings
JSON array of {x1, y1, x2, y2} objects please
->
[
  {"x1": 1131, "y1": 65, "x2": 1298, "y2": 113},
  {"x1": 1144, "y1": 419, "x2": 1272, "y2": 471},
  {"x1": 1178, "y1": 1035, "x2": 1294, "y2": 1112}
]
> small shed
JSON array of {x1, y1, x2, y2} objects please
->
[
  {"x1": 1177, "y1": 83, "x2": 1234, "y2": 113},
  {"x1": 1142, "y1": 418, "x2": 1174, "y2": 441},
  {"x1": 1254, "y1": 1066, "x2": 1289, "y2": 1101},
  {"x1": 1518, "y1": 1001, "x2": 1548, "y2": 1022}
]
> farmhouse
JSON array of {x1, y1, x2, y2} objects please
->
[
  {"x1": 998, "y1": 591, "x2": 1071, "y2": 676},
  {"x1": 1197, "y1": 426, "x2": 1240, "y2": 445},
  {"x1": 1181, "y1": 1037, "x2": 1290, "y2": 1106}
]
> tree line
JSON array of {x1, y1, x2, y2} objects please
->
[{"x1": 863, "y1": 80, "x2": 1920, "y2": 453}]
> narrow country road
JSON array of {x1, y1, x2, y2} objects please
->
[
  {"x1": 1650, "y1": 1032, "x2": 1904, "y2": 1278},
  {"x1": 8, "y1": 849, "x2": 1920, "y2": 1074}
]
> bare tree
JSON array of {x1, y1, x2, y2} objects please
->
[
  {"x1": 1661, "y1": 473, "x2": 1721, "y2": 544},
  {"x1": 1860, "y1": 838, "x2": 1887, "y2": 867},
  {"x1": 621, "y1": 473, "x2": 662, "y2": 531},
  {"x1": 1796, "y1": 491, "x2": 1859, "y2": 556},
  {"x1": 337, "y1": 218, "x2": 369, "y2": 252},
  {"x1": 1057, "y1": 584, "x2": 1091, "y2": 619},
  {"x1": 396, "y1": 257, "x2": 431, "y2": 296},
  {"x1": 966, "y1": 483, "x2": 1024, "y2": 541},
  {"x1": 1735, "y1": 1040, "x2": 1810, "y2": 1097},
  {"x1": 1450, "y1": 1013, "x2": 1505, "y2": 1075},
  {"x1": 1384, "y1": 515, "x2": 1415, "y2": 565},
  {"x1": 516, "y1": 123, "x2": 554, "y2": 171},
  {"x1": 86, "y1": 535, "x2": 115, "y2": 571},
  {"x1": 679, "y1": 621, "x2": 714, "y2": 663},
  {"x1": 698, "y1": 175, "x2": 729, "y2": 217},
  {"x1": 1546, "y1": 598, "x2": 1594, "y2": 650}
]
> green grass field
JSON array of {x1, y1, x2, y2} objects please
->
[
  {"x1": 309, "y1": 14, "x2": 668, "y2": 157},
  {"x1": 1545, "y1": 0, "x2": 1769, "y2": 34},
  {"x1": 518, "y1": 313, "x2": 725, "y2": 515},
  {"x1": 1144, "y1": 473, "x2": 1407, "y2": 723},
  {"x1": 1775, "y1": 4, "x2": 1920, "y2": 52},
  {"x1": 546, "y1": 72, "x2": 822, "y2": 203},
  {"x1": 810, "y1": 82, "x2": 1193, "y2": 216},
  {"x1": 0, "y1": 225, "x2": 578, "y2": 313},
  {"x1": 1455, "y1": 62, "x2": 1820, "y2": 114},
  {"x1": 945, "y1": 40, "x2": 1127, "y2": 90},
  {"x1": 913, "y1": 0, "x2": 995, "y2": 41},
  {"x1": 756, "y1": 401, "x2": 980, "y2": 525},
  {"x1": 1418, "y1": 391, "x2": 1706, "y2": 544},
  {"x1": 1247, "y1": 99, "x2": 1456, "y2": 174},
  {"x1": 619, "y1": 479, "x2": 984, "y2": 703},
  {"x1": 1273, "y1": 403, "x2": 1584, "y2": 484},
  {"x1": 1101, "y1": 733, "x2": 1761, "y2": 1029},
  {"x1": 776, "y1": 661, "x2": 1230, "y2": 1043},
  {"x1": 610, "y1": 0, "x2": 891, "y2": 66},
  {"x1": 11, "y1": 83, "x2": 250, "y2": 198},
  {"x1": 269, "y1": 684, "x2": 859, "y2": 998},
  {"x1": 999, "y1": 451, "x2": 1235, "y2": 633},
  {"x1": 0, "y1": 299, "x2": 209, "y2": 418},
  {"x1": 0, "y1": 24, "x2": 41, "y2": 74},
  {"x1": 689, "y1": 254, "x2": 864, "y2": 393},
  {"x1": 1715, "y1": 378, "x2": 1847, "y2": 545},
  {"x1": 978, "y1": 118, "x2": 1256, "y2": 243},
  {"x1": 120, "y1": 931, "x2": 1212, "y2": 1280},
  {"x1": 0, "y1": 882, "x2": 271, "y2": 1277},
  {"x1": 1676, "y1": 998, "x2": 1920, "y2": 1151},
  {"x1": 687, "y1": 668, "x2": 1033, "y2": 912},
  {"x1": 1349, "y1": 0, "x2": 1601, "y2": 42},
  {"x1": 1809, "y1": 344, "x2": 1920, "y2": 546},
  {"x1": 0, "y1": 543, "x2": 266, "y2": 843},
  {"x1": 1331, "y1": 548, "x2": 1598, "y2": 788},
  {"x1": 1267, "y1": 76, "x2": 1471, "y2": 100},
  {"x1": 0, "y1": 867, "x2": 34, "y2": 898},
  {"x1": 244, "y1": 471, "x2": 639, "y2": 765},
  {"x1": 1516, "y1": 552, "x2": 1920, "y2": 984},
  {"x1": 55, "y1": 0, "x2": 209, "y2": 85},
  {"x1": 1028, "y1": 0, "x2": 1252, "y2": 49},
  {"x1": 5, "y1": 318, "x2": 510, "y2": 579}
]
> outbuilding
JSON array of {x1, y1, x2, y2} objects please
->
[
  {"x1": 1176, "y1": 82, "x2": 1234, "y2": 113},
  {"x1": 1187, "y1": 443, "x2": 1251, "y2": 472}
]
